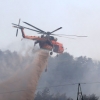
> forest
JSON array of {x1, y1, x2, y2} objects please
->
[{"x1": 0, "y1": 50, "x2": 100, "y2": 99}]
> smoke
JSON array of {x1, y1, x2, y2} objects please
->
[
  {"x1": 0, "y1": 48, "x2": 100, "y2": 100},
  {"x1": 37, "y1": 53, "x2": 100, "y2": 99},
  {"x1": 0, "y1": 49, "x2": 49, "y2": 100}
]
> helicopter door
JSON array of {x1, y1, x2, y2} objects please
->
[{"x1": 53, "y1": 45, "x2": 59, "y2": 52}]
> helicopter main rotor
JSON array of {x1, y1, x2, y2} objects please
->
[{"x1": 12, "y1": 19, "x2": 87, "y2": 38}]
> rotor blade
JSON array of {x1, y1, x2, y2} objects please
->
[
  {"x1": 16, "y1": 19, "x2": 20, "y2": 37},
  {"x1": 51, "y1": 33, "x2": 86, "y2": 39},
  {"x1": 12, "y1": 24, "x2": 43, "y2": 33},
  {"x1": 51, "y1": 34, "x2": 75, "y2": 39},
  {"x1": 56, "y1": 34, "x2": 87, "y2": 37},
  {"x1": 23, "y1": 21, "x2": 46, "y2": 33},
  {"x1": 16, "y1": 29, "x2": 18, "y2": 36},
  {"x1": 50, "y1": 27, "x2": 62, "y2": 34}
]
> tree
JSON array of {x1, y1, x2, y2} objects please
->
[{"x1": 83, "y1": 94, "x2": 99, "y2": 100}]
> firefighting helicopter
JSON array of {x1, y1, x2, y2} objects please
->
[{"x1": 12, "y1": 19, "x2": 87, "y2": 56}]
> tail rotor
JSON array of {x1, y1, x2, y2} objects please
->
[{"x1": 16, "y1": 19, "x2": 21, "y2": 37}]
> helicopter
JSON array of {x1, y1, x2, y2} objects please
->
[{"x1": 12, "y1": 19, "x2": 87, "y2": 56}]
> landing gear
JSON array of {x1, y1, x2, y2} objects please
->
[
  {"x1": 33, "y1": 41, "x2": 39, "y2": 48},
  {"x1": 34, "y1": 42, "x2": 36, "y2": 47},
  {"x1": 32, "y1": 42, "x2": 36, "y2": 51},
  {"x1": 49, "y1": 45, "x2": 54, "y2": 55},
  {"x1": 50, "y1": 51, "x2": 53, "y2": 55}
]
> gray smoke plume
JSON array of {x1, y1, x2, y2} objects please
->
[{"x1": 0, "y1": 50, "x2": 49, "y2": 100}]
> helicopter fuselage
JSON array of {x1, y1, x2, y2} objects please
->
[{"x1": 20, "y1": 28, "x2": 64, "y2": 53}]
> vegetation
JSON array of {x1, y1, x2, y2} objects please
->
[
  {"x1": 34, "y1": 88, "x2": 99, "y2": 100},
  {"x1": 0, "y1": 50, "x2": 100, "y2": 99}
]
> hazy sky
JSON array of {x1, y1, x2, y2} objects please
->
[{"x1": 0, "y1": 0, "x2": 100, "y2": 60}]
